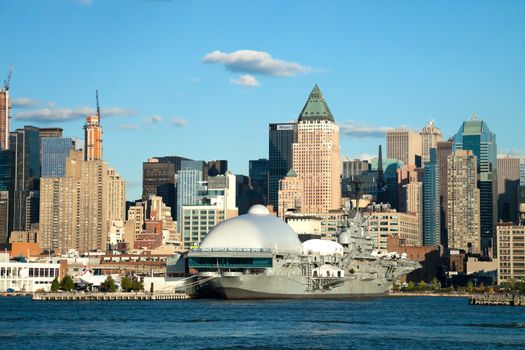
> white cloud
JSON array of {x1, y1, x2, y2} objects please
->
[
  {"x1": 117, "y1": 124, "x2": 139, "y2": 130},
  {"x1": 203, "y1": 49, "x2": 310, "y2": 77},
  {"x1": 15, "y1": 106, "x2": 136, "y2": 123},
  {"x1": 146, "y1": 114, "x2": 163, "y2": 123},
  {"x1": 230, "y1": 74, "x2": 260, "y2": 87},
  {"x1": 355, "y1": 153, "x2": 376, "y2": 161},
  {"x1": 498, "y1": 149, "x2": 524, "y2": 157},
  {"x1": 171, "y1": 117, "x2": 188, "y2": 127},
  {"x1": 339, "y1": 121, "x2": 392, "y2": 138},
  {"x1": 187, "y1": 77, "x2": 200, "y2": 83},
  {"x1": 11, "y1": 97, "x2": 40, "y2": 108}
]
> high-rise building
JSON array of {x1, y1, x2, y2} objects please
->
[
  {"x1": 268, "y1": 122, "x2": 297, "y2": 212},
  {"x1": 423, "y1": 148, "x2": 440, "y2": 245},
  {"x1": 397, "y1": 164, "x2": 422, "y2": 212},
  {"x1": 420, "y1": 121, "x2": 443, "y2": 165},
  {"x1": 278, "y1": 168, "x2": 303, "y2": 218},
  {"x1": 365, "y1": 207, "x2": 420, "y2": 249},
  {"x1": 341, "y1": 158, "x2": 370, "y2": 198},
  {"x1": 0, "y1": 83, "x2": 10, "y2": 151},
  {"x1": 342, "y1": 158, "x2": 370, "y2": 179},
  {"x1": 497, "y1": 223, "x2": 525, "y2": 284},
  {"x1": 39, "y1": 128, "x2": 63, "y2": 139},
  {"x1": 386, "y1": 128, "x2": 422, "y2": 167},
  {"x1": 0, "y1": 150, "x2": 12, "y2": 242},
  {"x1": 39, "y1": 175, "x2": 78, "y2": 253},
  {"x1": 520, "y1": 160, "x2": 525, "y2": 185},
  {"x1": 292, "y1": 85, "x2": 341, "y2": 214},
  {"x1": 447, "y1": 150, "x2": 480, "y2": 254},
  {"x1": 405, "y1": 181, "x2": 423, "y2": 244},
  {"x1": 9, "y1": 126, "x2": 41, "y2": 232},
  {"x1": 497, "y1": 156, "x2": 520, "y2": 223},
  {"x1": 235, "y1": 175, "x2": 251, "y2": 215},
  {"x1": 370, "y1": 158, "x2": 404, "y2": 209},
  {"x1": 180, "y1": 173, "x2": 237, "y2": 248},
  {"x1": 107, "y1": 168, "x2": 126, "y2": 224},
  {"x1": 142, "y1": 158, "x2": 176, "y2": 217},
  {"x1": 39, "y1": 148, "x2": 121, "y2": 254},
  {"x1": 206, "y1": 160, "x2": 228, "y2": 178},
  {"x1": 176, "y1": 160, "x2": 205, "y2": 230},
  {"x1": 142, "y1": 155, "x2": 192, "y2": 219},
  {"x1": 84, "y1": 115, "x2": 102, "y2": 161},
  {"x1": 41, "y1": 137, "x2": 74, "y2": 178},
  {"x1": 249, "y1": 158, "x2": 268, "y2": 205},
  {"x1": 453, "y1": 115, "x2": 497, "y2": 253},
  {"x1": 124, "y1": 203, "x2": 145, "y2": 248},
  {"x1": 437, "y1": 140, "x2": 453, "y2": 248}
]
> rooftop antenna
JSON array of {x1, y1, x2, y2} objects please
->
[
  {"x1": 96, "y1": 89, "x2": 101, "y2": 120},
  {"x1": 3, "y1": 67, "x2": 13, "y2": 91}
]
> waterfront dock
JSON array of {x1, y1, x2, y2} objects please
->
[
  {"x1": 32, "y1": 291, "x2": 191, "y2": 301},
  {"x1": 469, "y1": 293, "x2": 525, "y2": 306}
]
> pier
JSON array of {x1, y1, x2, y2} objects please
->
[
  {"x1": 32, "y1": 291, "x2": 191, "y2": 301},
  {"x1": 469, "y1": 294, "x2": 525, "y2": 306}
]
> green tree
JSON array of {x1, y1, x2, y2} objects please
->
[
  {"x1": 392, "y1": 282, "x2": 401, "y2": 292},
  {"x1": 406, "y1": 281, "x2": 416, "y2": 291},
  {"x1": 60, "y1": 275, "x2": 75, "y2": 291},
  {"x1": 101, "y1": 276, "x2": 117, "y2": 293},
  {"x1": 121, "y1": 276, "x2": 133, "y2": 292},
  {"x1": 131, "y1": 279, "x2": 144, "y2": 292},
  {"x1": 431, "y1": 277, "x2": 441, "y2": 291},
  {"x1": 466, "y1": 281, "x2": 474, "y2": 294},
  {"x1": 478, "y1": 282, "x2": 485, "y2": 292},
  {"x1": 417, "y1": 281, "x2": 427, "y2": 291},
  {"x1": 51, "y1": 277, "x2": 60, "y2": 292}
]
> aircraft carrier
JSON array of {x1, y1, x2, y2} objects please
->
[{"x1": 188, "y1": 205, "x2": 420, "y2": 299}]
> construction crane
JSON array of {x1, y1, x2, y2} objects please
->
[
  {"x1": 96, "y1": 89, "x2": 101, "y2": 119},
  {"x1": 3, "y1": 67, "x2": 12, "y2": 91}
]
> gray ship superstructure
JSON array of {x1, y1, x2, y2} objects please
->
[{"x1": 188, "y1": 205, "x2": 419, "y2": 299}]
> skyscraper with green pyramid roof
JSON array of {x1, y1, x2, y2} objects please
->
[{"x1": 290, "y1": 84, "x2": 341, "y2": 215}]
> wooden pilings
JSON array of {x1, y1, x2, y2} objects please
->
[
  {"x1": 469, "y1": 294, "x2": 525, "y2": 306},
  {"x1": 32, "y1": 292, "x2": 191, "y2": 301}
]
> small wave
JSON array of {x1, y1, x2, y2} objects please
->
[
  {"x1": 466, "y1": 323, "x2": 525, "y2": 329},
  {"x1": 303, "y1": 320, "x2": 370, "y2": 325},
  {"x1": 184, "y1": 318, "x2": 255, "y2": 323}
]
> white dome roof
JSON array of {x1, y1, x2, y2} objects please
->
[
  {"x1": 199, "y1": 205, "x2": 301, "y2": 253},
  {"x1": 301, "y1": 239, "x2": 344, "y2": 256}
]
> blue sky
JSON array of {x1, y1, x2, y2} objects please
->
[{"x1": 1, "y1": 0, "x2": 524, "y2": 200}]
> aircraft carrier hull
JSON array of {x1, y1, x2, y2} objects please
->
[{"x1": 204, "y1": 274, "x2": 392, "y2": 300}]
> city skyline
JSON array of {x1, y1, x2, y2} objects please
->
[{"x1": 2, "y1": 1, "x2": 525, "y2": 200}]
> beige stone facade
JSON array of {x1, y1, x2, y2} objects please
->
[
  {"x1": 278, "y1": 171, "x2": 303, "y2": 218},
  {"x1": 286, "y1": 85, "x2": 341, "y2": 216},
  {"x1": 497, "y1": 223, "x2": 525, "y2": 284},
  {"x1": 420, "y1": 121, "x2": 443, "y2": 165},
  {"x1": 447, "y1": 150, "x2": 480, "y2": 253},
  {"x1": 386, "y1": 129, "x2": 421, "y2": 166},
  {"x1": 405, "y1": 181, "x2": 423, "y2": 243},
  {"x1": 39, "y1": 149, "x2": 121, "y2": 253},
  {"x1": 365, "y1": 210, "x2": 420, "y2": 249}
]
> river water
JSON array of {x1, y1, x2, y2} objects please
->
[{"x1": 0, "y1": 296, "x2": 524, "y2": 349}]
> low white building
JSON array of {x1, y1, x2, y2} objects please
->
[{"x1": 0, "y1": 254, "x2": 61, "y2": 292}]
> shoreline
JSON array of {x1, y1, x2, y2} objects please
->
[{"x1": 388, "y1": 291, "x2": 470, "y2": 298}]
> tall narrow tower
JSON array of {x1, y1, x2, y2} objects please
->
[
  {"x1": 0, "y1": 69, "x2": 12, "y2": 151},
  {"x1": 84, "y1": 91, "x2": 103, "y2": 161},
  {"x1": 292, "y1": 85, "x2": 341, "y2": 214}
]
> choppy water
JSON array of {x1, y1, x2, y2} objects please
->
[{"x1": 0, "y1": 296, "x2": 524, "y2": 349}]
